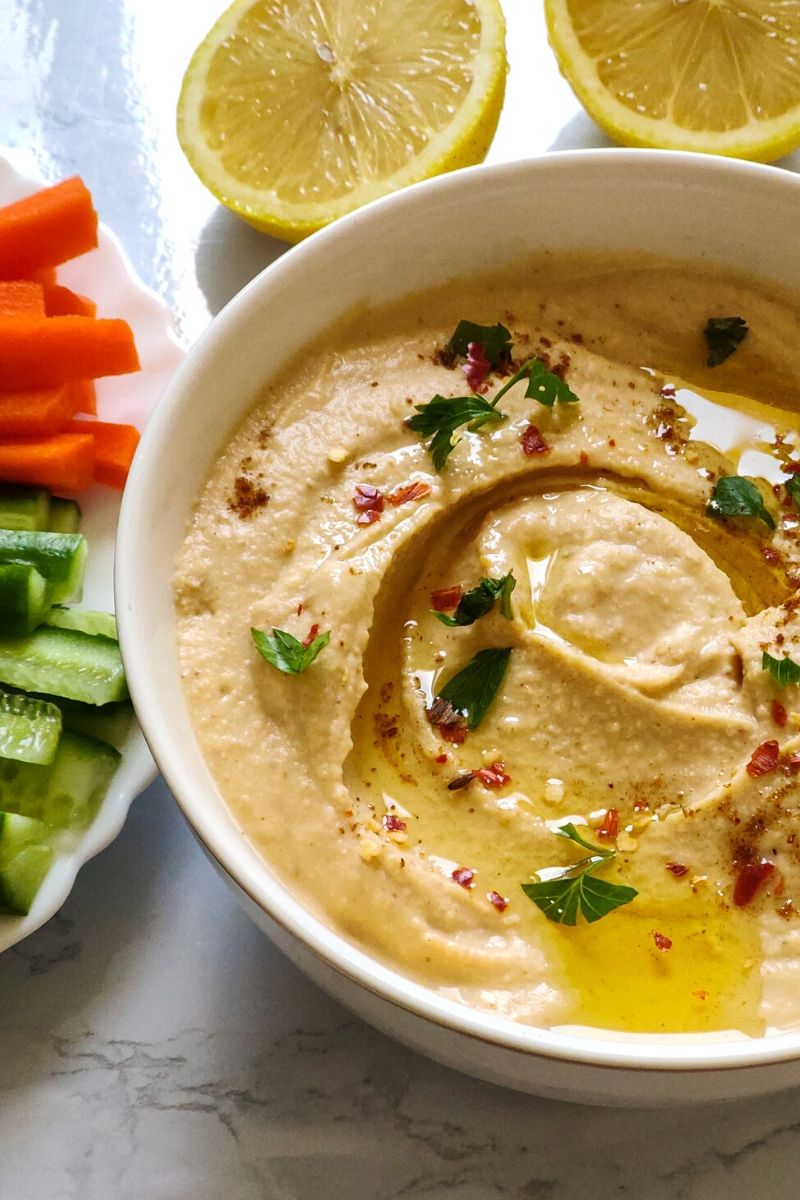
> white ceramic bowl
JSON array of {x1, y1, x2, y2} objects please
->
[{"x1": 117, "y1": 150, "x2": 800, "y2": 1106}]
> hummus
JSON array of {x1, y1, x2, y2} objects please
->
[{"x1": 175, "y1": 256, "x2": 800, "y2": 1036}]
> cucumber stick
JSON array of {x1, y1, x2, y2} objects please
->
[
  {"x1": 0, "y1": 844, "x2": 54, "y2": 914},
  {"x1": 0, "y1": 729, "x2": 120, "y2": 829},
  {"x1": 0, "y1": 530, "x2": 86, "y2": 603},
  {"x1": 0, "y1": 813, "x2": 52, "y2": 915},
  {"x1": 46, "y1": 608, "x2": 117, "y2": 639},
  {"x1": 47, "y1": 498, "x2": 81, "y2": 534},
  {"x1": 0, "y1": 486, "x2": 51, "y2": 532},
  {"x1": 0, "y1": 689, "x2": 61, "y2": 764},
  {"x1": 0, "y1": 626, "x2": 127, "y2": 706},
  {"x1": 0, "y1": 563, "x2": 51, "y2": 636}
]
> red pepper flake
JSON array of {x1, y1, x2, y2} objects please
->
[
  {"x1": 786, "y1": 752, "x2": 800, "y2": 773},
  {"x1": 463, "y1": 342, "x2": 491, "y2": 394},
  {"x1": 653, "y1": 931, "x2": 673, "y2": 952},
  {"x1": 296, "y1": 602, "x2": 304, "y2": 616},
  {"x1": 302, "y1": 623, "x2": 320, "y2": 648},
  {"x1": 784, "y1": 460, "x2": 800, "y2": 472},
  {"x1": 762, "y1": 545, "x2": 781, "y2": 565},
  {"x1": 521, "y1": 423, "x2": 549, "y2": 456},
  {"x1": 733, "y1": 859, "x2": 775, "y2": 907},
  {"x1": 353, "y1": 484, "x2": 384, "y2": 523},
  {"x1": 773, "y1": 870, "x2": 786, "y2": 897},
  {"x1": 488, "y1": 890, "x2": 509, "y2": 913},
  {"x1": 666, "y1": 862, "x2": 689, "y2": 877},
  {"x1": 388, "y1": 480, "x2": 432, "y2": 506},
  {"x1": 435, "y1": 753, "x2": 448, "y2": 764},
  {"x1": 660, "y1": 383, "x2": 676, "y2": 400},
  {"x1": 474, "y1": 761, "x2": 511, "y2": 788},
  {"x1": 746, "y1": 739, "x2": 780, "y2": 778},
  {"x1": 579, "y1": 451, "x2": 589, "y2": 466},
  {"x1": 596, "y1": 807, "x2": 619, "y2": 841},
  {"x1": 693, "y1": 990, "x2": 709, "y2": 1001},
  {"x1": 382, "y1": 813, "x2": 406, "y2": 832},
  {"x1": 771, "y1": 699, "x2": 788, "y2": 728},
  {"x1": 452, "y1": 866, "x2": 475, "y2": 889},
  {"x1": 430, "y1": 585, "x2": 463, "y2": 611},
  {"x1": 447, "y1": 772, "x2": 474, "y2": 791},
  {"x1": 441, "y1": 723, "x2": 467, "y2": 745}
]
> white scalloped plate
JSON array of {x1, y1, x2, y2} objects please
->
[{"x1": 0, "y1": 155, "x2": 185, "y2": 950}]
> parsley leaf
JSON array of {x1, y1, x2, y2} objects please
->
[
  {"x1": 446, "y1": 320, "x2": 512, "y2": 367},
  {"x1": 784, "y1": 472, "x2": 800, "y2": 511},
  {"x1": 493, "y1": 357, "x2": 580, "y2": 408},
  {"x1": 435, "y1": 573, "x2": 516, "y2": 626},
  {"x1": 522, "y1": 822, "x2": 638, "y2": 926},
  {"x1": 704, "y1": 316, "x2": 748, "y2": 367},
  {"x1": 762, "y1": 650, "x2": 800, "y2": 687},
  {"x1": 436, "y1": 646, "x2": 512, "y2": 730},
  {"x1": 707, "y1": 475, "x2": 775, "y2": 530},
  {"x1": 251, "y1": 626, "x2": 330, "y2": 675},
  {"x1": 406, "y1": 393, "x2": 507, "y2": 471}
]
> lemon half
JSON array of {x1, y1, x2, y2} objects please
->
[
  {"x1": 546, "y1": 0, "x2": 800, "y2": 163},
  {"x1": 178, "y1": 0, "x2": 507, "y2": 242}
]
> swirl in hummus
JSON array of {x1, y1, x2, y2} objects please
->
[{"x1": 175, "y1": 256, "x2": 800, "y2": 1036}]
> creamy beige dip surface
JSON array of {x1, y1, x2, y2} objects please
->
[{"x1": 175, "y1": 256, "x2": 800, "y2": 1036}]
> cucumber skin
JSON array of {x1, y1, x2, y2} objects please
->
[
  {"x1": 47, "y1": 498, "x2": 81, "y2": 535},
  {"x1": 0, "y1": 486, "x2": 51, "y2": 533},
  {"x1": 0, "y1": 563, "x2": 51, "y2": 637},
  {"x1": 0, "y1": 843, "x2": 53, "y2": 914},
  {"x1": 0, "y1": 729, "x2": 120, "y2": 830},
  {"x1": 0, "y1": 530, "x2": 86, "y2": 604},
  {"x1": 0, "y1": 626, "x2": 128, "y2": 706}
]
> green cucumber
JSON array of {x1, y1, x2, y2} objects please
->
[
  {"x1": 0, "y1": 626, "x2": 127, "y2": 706},
  {"x1": 0, "y1": 843, "x2": 54, "y2": 914},
  {"x1": 47, "y1": 498, "x2": 81, "y2": 534},
  {"x1": 0, "y1": 486, "x2": 51, "y2": 532},
  {"x1": 0, "y1": 811, "x2": 47, "y2": 858},
  {"x1": 56, "y1": 698, "x2": 133, "y2": 748},
  {"x1": 0, "y1": 729, "x2": 120, "y2": 829},
  {"x1": 0, "y1": 689, "x2": 61, "y2": 764},
  {"x1": 46, "y1": 607, "x2": 117, "y2": 639},
  {"x1": 0, "y1": 530, "x2": 86, "y2": 603},
  {"x1": 0, "y1": 563, "x2": 51, "y2": 636}
]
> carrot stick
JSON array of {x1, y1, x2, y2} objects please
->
[
  {"x1": 69, "y1": 379, "x2": 96, "y2": 415},
  {"x1": 0, "y1": 385, "x2": 74, "y2": 438},
  {"x1": 26, "y1": 267, "x2": 57, "y2": 286},
  {"x1": 43, "y1": 283, "x2": 97, "y2": 318},
  {"x1": 0, "y1": 178, "x2": 98, "y2": 279},
  {"x1": 0, "y1": 433, "x2": 95, "y2": 490},
  {"x1": 0, "y1": 281, "x2": 45, "y2": 317},
  {"x1": 0, "y1": 315, "x2": 139, "y2": 389},
  {"x1": 68, "y1": 418, "x2": 140, "y2": 489}
]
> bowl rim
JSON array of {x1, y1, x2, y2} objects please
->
[{"x1": 117, "y1": 148, "x2": 800, "y2": 1074}]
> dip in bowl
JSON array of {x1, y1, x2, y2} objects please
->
[{"x1": 117, "y1": 151, "x2": 800, "y2": 1105}]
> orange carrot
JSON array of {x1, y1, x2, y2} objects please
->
[
  {"x1": 0, "y1": 178, "x2": 98, "y2": 279},
  {"x1": 43, "y1": 283, "x2": 97, "y2": 318},
  {"x1": 0, "y1": 315, "x2": 139, "y2": 389},
  {"x1": 69, "y1": 378, "x2": 97, "y2": 415},
  {"x1": 26, "y1": 267, "x2": 57, "y2": 285},
  {"x1": 68, "y1": 418, "x2": 140, "y2": 488},
  {"x1": 0, "y1": 433, "x2": 94, "y2": 490},
  {"x1": 0, "y1": 280, "x2": 45, "y2": 317},
  {"x1": 0, "y1": 385, "x2": 74, "y2": 438}
]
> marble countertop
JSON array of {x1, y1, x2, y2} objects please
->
[{"x1": 2, "y1": 2, "x2": 799, "y2": 1195}]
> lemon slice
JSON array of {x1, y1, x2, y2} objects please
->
[
  {"x1": 177, "y1": 0, "x2": 507, "y2": 242},
  {"x1": 546, "y1": 0, "x2": 800, "y2": 162}
]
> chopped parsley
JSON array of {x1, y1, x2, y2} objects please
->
[
  {"x1": 762, "y1": 650, "x2": 800, "y2": 687},
  {"x1": 445, "y1": 320, "x2": 512, "y2": 367},
  {"x1": 435, "y1": 573, "x2": 516, "y2": 627},
  {"x1": 251, "y1": 626, "x2": 330, "y2": 675},
  {"x1": 522, "y1": 823, "x2": 638, "y2": 926},
  {"x1": 408, "y1": 357, "x2": 579, "y2": 471},
  {"x1": 436, "y1": 646, "x2": 512, "y2": 731},
  {"x1": 406, "y1": 393, "x2": 507, "y2": 471},
  {"x1": 784, "y1": 472, "x2": 800, "y2": 510},
  {"x1": 703, "y1": 316, "x2": 748, "y2": 367},
  {"x1": 707, "y1": 475, "x2": 775, "y2": 530}
]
